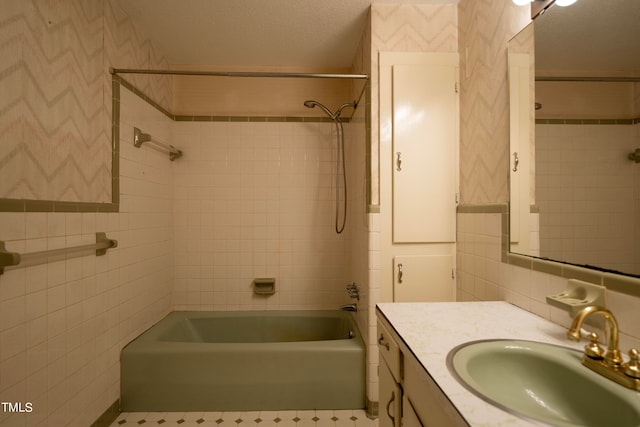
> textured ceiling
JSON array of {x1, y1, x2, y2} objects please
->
[
  {"x1": 115, "y1": 0, "x2": 638, "y2": 76},
  {"x1": 115, "y1": 0, "x2": 457, "y2": 69}
]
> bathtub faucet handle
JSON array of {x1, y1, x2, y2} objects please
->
[{"x1": 346, "y1": 283, "x2": 360, "y2": 301}]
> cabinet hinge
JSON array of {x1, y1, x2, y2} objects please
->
[
  {"x1": 452, "y1": 268, "x2": 456, "y2": 279},
  {"x1": 455, "y1": 82, "x2": 459, "y2": 93},
  {"x1": 455, "y1": 193, "x2": 459, "y2": 204}
]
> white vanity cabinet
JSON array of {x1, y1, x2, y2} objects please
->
[
  {"x1": 377, "y1": 316, "x2": 468, "y2": 427},
  {"x1": 376, "y1": 301, "x2": 587, "y2": 427}
]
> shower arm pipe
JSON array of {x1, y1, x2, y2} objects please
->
[{"x1": 110, "y1": 67, "x2": 368, "y2": 80}]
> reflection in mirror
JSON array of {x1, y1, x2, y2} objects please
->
[{"x1": 509, "y1": 0, "x2": 640, "y2": 277}]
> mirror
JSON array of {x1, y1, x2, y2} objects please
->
[{"x1": 509, "y1": 0, "x2": 640, "y2": 277}]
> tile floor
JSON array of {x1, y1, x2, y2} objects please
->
[{"x1": 111, "y1": 409, "x2": 377, "y2": 427}]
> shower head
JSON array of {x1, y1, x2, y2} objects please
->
[
  {"x1": 303, "y1": 100, "x2": 357, "y2": 120},
  {"x1": 303, "y1": 99, "x2": 335, "y2": 119}
]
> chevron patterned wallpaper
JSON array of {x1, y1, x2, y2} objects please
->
[
  {"x1": 104, "y1": 0, "x2": 172, "y2": 113},
  {"x1": 369, "y1": 3, "x2": 458, "y2": 206},
  {"x1": 458, "y1": 0, "x2": 530, "y2": 204},
  {"x1": 0, "y1": 0, "x2": 171, "y2": 205},
  {"x1": 371, "y1": 3, "x2": 458, "y2": 53}
]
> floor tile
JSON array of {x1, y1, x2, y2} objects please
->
[{"x1": 110, "y1": 410, "x2": 378, "y2": 427}]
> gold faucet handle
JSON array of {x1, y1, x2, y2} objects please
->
[
  {"x1": 584, "y1": 332, "x2": 605, "y2": 359},
  {"x1": 623, "y1": 348, "x2": 640, "y2": 379}
]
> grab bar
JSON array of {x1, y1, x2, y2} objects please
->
[
  {"x1": 134, "y1": 127, "x2": 183, "y2": 161},
  {"x1": 0, "y1": 232, "x2": 117, "y2": 275}
]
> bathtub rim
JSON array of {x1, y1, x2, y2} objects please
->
[{"x1": 122, "y1": 309, "x2": 365, "y2": 349}]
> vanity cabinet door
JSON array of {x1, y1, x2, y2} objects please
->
[
  {"x1": 378, "y1": 319, "x2": 402, "y2": 381},
  {"x1": 404, "y1": 354, "x2": 468, "y2": 427},
  {"x1": 402, "y1": 395, "x2": 423, "y2": 427},
  {"x1": 379, "y1": 358, "x2": 402, "y2": 427}
]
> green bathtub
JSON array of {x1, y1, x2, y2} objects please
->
[{"x1": 120, "y1": 310, "x2": 366, "y2": 411}]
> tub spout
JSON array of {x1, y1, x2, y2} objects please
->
[{"x1": 340, "y1": 304, "x2": 357, "y2": 312}]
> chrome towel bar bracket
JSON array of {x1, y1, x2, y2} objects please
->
[{"x1": 134, "y1": 127, "x2": 183, "y2": 161}]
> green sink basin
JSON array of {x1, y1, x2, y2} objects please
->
[{"x1": 447, "y1": 339, "x2": 640, "y2": 427}]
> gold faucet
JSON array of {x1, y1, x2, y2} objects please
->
[
  {"x1": 567, "y1": 305, "x2": 640, "y2": 391},
  {"x1": 567, "y1": 305, "x2": 622, "y2": 366}
]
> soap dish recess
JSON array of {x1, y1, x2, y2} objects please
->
[
  {"x1": 253, "y1": 278, "x2": 276, "y2": 295},
  {"x1": 546, "y1": 279, "x2": 605, "y2": 315}
]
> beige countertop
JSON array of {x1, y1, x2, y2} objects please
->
[{"x1": 376, "y1": 301, "x2": 586, "y2": 427}]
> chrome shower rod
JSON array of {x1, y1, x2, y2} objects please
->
[{"x1": 110, "y1": 67, "x2": 368, "y2": 80}]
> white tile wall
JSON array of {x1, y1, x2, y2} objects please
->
[
  {"x1": 457, "y1": 212, "x2": 640, "y2": 351},
  {"x1": 0, "y1": 86, "x2": 174, "y2": 426},
  {"x1": 171, "y1": 120, "x2": 353, "y2": 311},
  {"x1": 343, "y1": 105, "x2": 379, "y2": 404}
]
